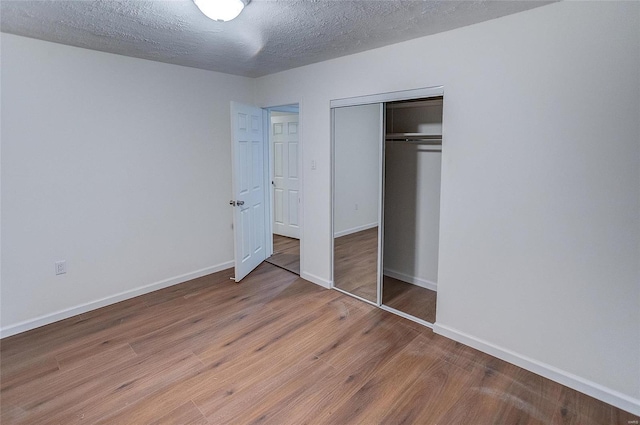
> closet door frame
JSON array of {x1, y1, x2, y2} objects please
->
[{"x1": 330, "y1": 86, "x2": 444, "y2": 315}]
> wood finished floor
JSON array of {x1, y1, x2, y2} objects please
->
[
  {"x1": 334, "y1": 227, "x2": 378, "y2": 302},
  {"x1": 382, "y1": 275, "x2": 437, "y2": 324},
  {"x1": 265, "y1": 234, "x2": 300, "y2": 275},
  {"x1": 1, "y1": 263, "x2": 636, "y2": 424}
]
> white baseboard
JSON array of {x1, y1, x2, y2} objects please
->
[
  {"x1": 0, "y1": 261, "x2": 234, "y2": 339},
  {"x1": 334, "y1": 222, "x2": 378, "y2": 238},
  {"x1": 433, "y1": 323, "x2": 640, "y2": 416},
  {"x1": 383, "y1": 268, "x2": 437, "y2": 291},
  {"x1": 300, "y1": 271, "x2": 331, "y2": 289}
]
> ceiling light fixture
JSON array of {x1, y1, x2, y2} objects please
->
[{"x1": 193, "y1": 0, "x2": 249, "y2": 22}]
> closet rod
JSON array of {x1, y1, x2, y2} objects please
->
[
  {"x1": 385, "y1": 138, "x2": 442, "y2": 145},
  {"x1": 385, "y1": 133, "x2": 441, "y2": 144}
]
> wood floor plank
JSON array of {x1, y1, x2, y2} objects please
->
[
  {"x1": 432, "y1": 369, "x2": 525, "y2": 424},
  {"x1": 549, "y1": 385, "x2": 620, "y2": 425},
  {"x1": 313, "y1": 308, "x2": 419, "y2": 373},
  {"x1": 193, "y1": 348, "x2": 315, "y2": 419},
  {"x1": 101, "y1": 326, "x2": 332, "y2": 421},
  {"x1": 0, "y1": 354, "x2": 59, "y2": 393},
  {"x1": 44, "y1": 350, "x2": 203, "y2": 425},
  {"x1": 149, "y1": 400, "x2": 209, "y2": 425},
  {"x1": 262, "y1": 276, "x2": 340, "y2": 312},
  {"x1": 201, "y1": 355, "x2": 335, "y2": 424},
  {"x1": 491, "y1": 366, "x2": 567, "y2": 424},
  {"x1": 0, "y1": 297, "x2": 146, "y2": 365},
  {"x1": 192, "y1": 301, "x2": 370, "y2": 418},
  {"x1": 3, "y1": 347, "x2": 202, "y2": 424},
  {"x1": 40, "y1": 295, "x2": 207, "y2": 367},
  {"x1": 128, "y1": 303, "x2": 261, "y2": 356},
  {"x1": 141, "y1": 269, "x2": 234, "y2": 307},
  {"x1": 257, "y1": 362, "x2": 368, "y2": 425},
  {"x1": 97, "y1": 281, "x2": 365, "y2": 424},
  {"x1": 55, "y1": 341, "x2": 137, "y2": 371},
  {"x1": 379, "y1": 356, "x2": 478, "y2": 424},
  {"x1": 1, "y1": 343, "x2": 137, "y2": 407},
  {"x1": 259, "y1": 311, "x2": 422, "y2": 424},
  {"x1": 322, "y1": 333, "x2": 436, "y2": 424}
]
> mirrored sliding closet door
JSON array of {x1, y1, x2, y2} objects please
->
[{"x1": 332, "y1": 103, "x2": 383, "y2": 304}]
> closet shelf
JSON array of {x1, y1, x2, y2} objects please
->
[{"x1": 386, "y1": 98, "x2": 443, "y2": 109}]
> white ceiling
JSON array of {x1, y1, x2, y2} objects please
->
[{"x1": 0, "y1": 0, "x2": 552, "y2": 78}]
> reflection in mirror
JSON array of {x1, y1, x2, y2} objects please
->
[
  {"x1": 382, "y1": 98, "x2": 442, "y2": 323},
  {"x1": 333, "y1": 103, "x2": 382, "y2": 303},
  {"x1": 265, "y1": 107, "x2": 301, "y2": 275}
]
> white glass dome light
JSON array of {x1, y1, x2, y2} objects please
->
[{"x1": 193, "y1": 0, "x2": 248, "y2": 22}]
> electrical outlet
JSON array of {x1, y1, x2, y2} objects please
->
[
  {"x1": 355, "y1": 203, "x2": 359, "y2": 210},
  {"x1": 55, "y1": 260, "x2": 66, "y2": 275}
]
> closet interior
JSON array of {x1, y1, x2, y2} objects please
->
[
  {"x1": 382, "y1": 97, "x2": 442, "y2": 324},
  {"x1": 332, "y1": 92, "x2": 443, "y2": 325}
]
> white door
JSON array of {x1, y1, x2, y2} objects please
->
[
  {"x1": 271, "y1": 114, "x2": 300, "y2": 239},
  {"x1": 231, "y1": 102, "x2": 266, "y2": 282}
]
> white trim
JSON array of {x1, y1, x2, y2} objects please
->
[
  {"x1": 297, "y1": 100, "x2": 305, "y2": 278},
  {"x1": 433, "y1": 323, "x2": 640, "y2": 416},
  {"x1": 383, "y1": 268, "x2": 437, "y2": 292},
  {"x1": 263, "y1": 108, "x2": 274, "y2": 258},
  {"x1": 376, "y1": 102, "x2": 385, "y2": 306},
  {"x1": 330, "y1": 107, "x2": 336, "y2": 287},
  {"x1": 334, "y1": 222, "x2": 378, "y2": 238},
  {"x1": 0, "y1": 262, "x2": 233, "y2": 339},
  {"x1": 300, "y1": 271, "x2": 331, "y2": 289},
  {"x1": 330, "y1": 86, "x2": 444, "y2": 108}
]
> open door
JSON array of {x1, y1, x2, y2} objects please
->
[{"x1": 230, "y1": 102, "x2": 266, "y2": 282}]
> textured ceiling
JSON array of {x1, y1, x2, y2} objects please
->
[{"x1": 1, "y1": 0, "x2": 552, "y2": 78}]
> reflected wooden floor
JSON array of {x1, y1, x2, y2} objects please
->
[
  {"x1": 1, "y1": 263, "x2": 636, "y2": 424},
  {"x1": 265, "y1": 234, "x2": 300, "y2": 275},
  {"x1": 334, "y1": 227, "x2": 378, "y2": 302},
  {"x1": 382, "y1": 275, "x2": 437, "y2": 324}
]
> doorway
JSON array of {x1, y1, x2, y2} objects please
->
[{"x1": 265, "y1": 105, "x2": 301, "y2": 275}]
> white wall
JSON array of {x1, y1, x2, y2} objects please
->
[
  {"x1": 255, "y1": 1, "x2": 640, "y2": 413},
  {"x1": 333, "y1": 104, "x2": 381, "y2": 236},
  {"x1": 0, "y1": 34, "x2": 254, "y2": 335}
]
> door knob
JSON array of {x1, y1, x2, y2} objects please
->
[{"x1": 229, "y1": 200, "x2": 245, "y2": 206}]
